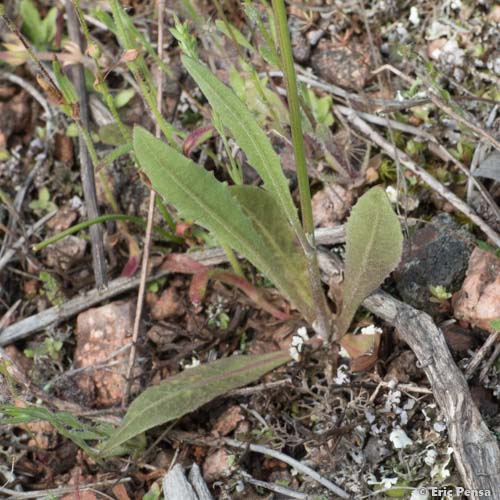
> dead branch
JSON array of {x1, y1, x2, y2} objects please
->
[{"x1": 65, "y1": 0, "x2": 108, "y2": 287}]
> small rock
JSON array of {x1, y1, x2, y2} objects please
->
[
  {"x1": 290, "y1": 17, "x2": 311, "y2": 63},
  {"x1": 312, "y1": 184, "x2": 354, "y2": 228},
  {"x1": 364, "y1": 436, "x2": 391, "y2": 465},
  {"x1": 46, "y1": 206, "x2": 78, "y2": 232},
  {"x1": 23, "y1": 419, "x2": 58, "y2": 450},
  {"x1": 488, "y1": 4, "x2": 500, "y2": 23},
  {"x1": 45, "y1": 235, "x2": 87, "y2": 270},
  {"x1": 452, "y1": 248, "x2": 500, "y2": 333},
  {"x1": 203, "y1": 448, "x2": 234, "y2": 482},
  {"x1": 427, "y1": 38, "x2": 448, "y2": 61},
  {"x1": 394, "y1": 214, "x2": 474, "y2": 312},
  {"x1": 149, "y1": 286, "x2": 186, "y2": 320},
  {"x1": 311, "y1": 39, "x2": 372, "y2": 89},
  {"x1": 212, "y1": 406, "x2": 245, "y2": 437},
  {"x1": 74, "y1": 300, "x2": 136, "y2": 407}
]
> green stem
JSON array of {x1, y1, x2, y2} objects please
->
[
  {"x1": 272, "y1": 0, "x2": 313, "y2": 237},
  {"x1": 71, "y1": 0, "x2": 179, "y2": 231},
  {"x1": 155, "y1": 197, "x2": 176, "y2": 231},
  {"x1": 272, "y1": 0, "x2": 332, "y2": 342},
  {"x1": 71, "y1": 0, "x2": 131, "y2": 143},
  {"x1": 110, "y1": 0, "x2": 178, "y2": 147},
  {"x1": 221, "y1": 242, "x2": 245, "y2": 278},
  {"x1": 33, "y1": 214, "x2": 183, "y2": 251}
]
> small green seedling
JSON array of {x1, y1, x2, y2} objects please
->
[
  {"x1": 28, "y1": 187, "x2": 57, "y2": 215},
  {"x1": 20, "y1": 0, "x2": 57, "y2": 50}
]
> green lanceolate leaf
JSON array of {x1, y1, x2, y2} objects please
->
[
  {"x1": 215, "y1": 19, "x2": 253, "y2": 51},
  {"x1": 336, "y1": 187, "x2": 403, "y2": 336},
  {"x1": 230, "y1": 185, "x2": 314, "y2": 319},
  {"x1": 133, "y1": 127, "x2": 313, "y2": 319},
  {"x1": 181, "y1": 56, "x2": 300, "y2": 233},
  {"x1": 100, "y1": 351, "x2": 291, "y2": 455}
]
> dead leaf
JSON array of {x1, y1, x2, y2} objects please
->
[
  {"x1": 341, "y1": 333, "x2": 381, "y2": 372},
  {"x1": 46, "y1": 206, "x2": 78, "y2": 232}
]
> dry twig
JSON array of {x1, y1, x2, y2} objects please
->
[
  {"x1": 465, "y1": 331, "x2": 500, "y2": 380},
  {"x1": 65, "y1": 0, "x2": 107, "y2": 287},
  {"x1": 340, "y1": 109, "x2": 500, "y2": 246},
  {"x1": 122, "y1": 0, "x2": 165, "y2": 407}
]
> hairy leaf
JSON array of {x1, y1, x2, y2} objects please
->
[
  {"x1": 100, "y1": 351, "x2": 291, "y2": 455},
  {"x1": 134, "y1": 127, "x2": 314, "y2": 319},
  {"x1": 230, "y1": 185, "x2": 314, "y2": 320},
  {"x1": 0, "y1": 404, "x2": 107, "y2": 457},
  {"x1": 181, "y1": 56, "x2": 300, "y2": 233},
  {"x1": 336, "y1": 187, "x2": 403, "y2": 336}
]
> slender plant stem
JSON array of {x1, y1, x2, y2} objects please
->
[
  {"x1": 70, "y1": 0, "x2": 178, "y2": 230},
  {"x1": 271, "y1": 0, "x2": 332, "y2": 341},
  {"x1": 32, "y1": 214, "x2": 182, "y2": 251},
  {"x1": 221, "y1": 242, "x2": 245, "y2": 278},
  {"x1": 71, "y1": 0, "x2": 131, "y2": 143},
  {"x1": 155, "y1": 197, "x2": 176, "y2": 231},
  {"x1": 110, "y1": 0, "x2": 177, "y2": 147},
  {"x1": 272, "y1": 1, "x2": 312, "y2": 235},
  {"x1": 123, "y1": 0, "x2": 165, "y2": 407}
]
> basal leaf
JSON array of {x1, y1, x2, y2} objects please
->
[
  {"x1": 230, "y1": 185, "x2": 314, "y2": 320},
  {"x1": 336, "y1": 187, "x2": 403, "y2": 336},
  {"x1": 100, "y1": 351, "x2": 291, "y2": 455},
  {"x1": 181, "y1": 56, "x2": 300, "y2": 233},
  {"x1": 134, "y1": 127, "x2": 312, "y2": 318}
]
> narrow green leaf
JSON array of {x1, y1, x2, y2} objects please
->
[
  {"x1": 134, "y1": 127, "x2": 313, "y2": 319},
  {"x1": 215, "y1": 19, "x2": 253, "y2": 51},
  {"x1": 336, "y1": 187, "x2": 403, "y2": 336},
  {"x1": 20, "y1": 0, "x2": 42, "y2": 46},
  {"x1": 100, "y1": 351, "x2": 291, "y2": 455},
  {"x1": 114, "y1": 88, "x2": 135, "y2": 108},
  {"x1": 181, "y1": 56, "x2": 300, "y2": 232}
]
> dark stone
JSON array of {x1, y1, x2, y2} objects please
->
[
  {"x1": 292, "y1": 33, "x2": 311, "y2": 63},
  {"x1": 393, "y1": 214, "x2": 474, "y2": 312}
]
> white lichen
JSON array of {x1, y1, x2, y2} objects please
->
[
  {"x1": 409, "y1": 6, "x2": 420, "y2": 27},
  {"x1": 289, "y1": 327, "x2": 309, "y2": 361},
  {"x1": 389, "y1": 428, "x2": 413, "y2": 449}
]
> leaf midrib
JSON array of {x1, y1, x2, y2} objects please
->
[
  {"x1": 103, "y1": 352, "x2": 289, "y2": 450},
  {"x1": 343, "y1": 203, "x2": 382, "y2": 314},
  {"x1": 138, "y1": 137, "x2": 294, "y2": 307}
]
